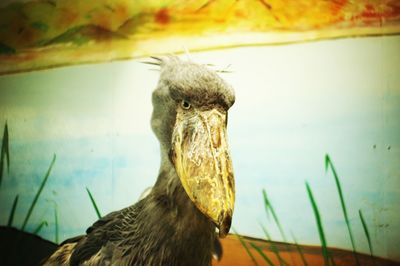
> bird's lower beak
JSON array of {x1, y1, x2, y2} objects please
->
[{"x1": 171, "y1": 108, "x2": 235, "y2": 238}]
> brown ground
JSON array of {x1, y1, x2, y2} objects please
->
[{"x1": 212, "y1": 235, "x2": 400, "y2": 266}]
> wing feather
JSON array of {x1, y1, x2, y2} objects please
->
[{"x1": 70, "y1": 205, "x2": 137, "y2": 265}]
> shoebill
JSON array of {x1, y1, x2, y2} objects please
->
[{"x1": 44, "y1": 56, "x2": 235, "y2": 266}]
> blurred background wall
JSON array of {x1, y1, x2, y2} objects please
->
[{"x1": 0, "y1": 34, "x2": 399, "y2": 261}]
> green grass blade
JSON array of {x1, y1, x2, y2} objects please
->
[
  {"x1": 290, "y1": 231, "x2": 308, "y2": 266},
  {"x1": 232, "y1": 228, "x2": 258, "y2": 266},
  {"x1": 0, "y1": 150, "x2": 3, "y2": 186},
  {"x1": 359, "y1": 209, "x2": 374, "y2": 258},
  {"x1": 249, "y1": 242, "x2": 274, "y2": 266},
  {"x1": 0, "y1": 145, "x2": 3, "y2": 185},
  {"x1": 259, "y1": 223, "x2": 289, "y2": 266},
  {"x1": 263, "y1": 189, "x2": 296, "y2": 265},
  {"x1": 4, "y1": 122, "x2": 9, "y2": 172},
  {"x1": 54, "y1": 206, "x2": 59, "y2": 243},
  {"x1": 21, "y1": 154, "x2": 56, "y2": 231},
  {"x1": 306, "y1": 182, "x2": 329, "y2": 266},
  {"x1": 86, "y1": 187, "x2": 102, "y2": 219},
  {"x1": 325, "y1": 154, "x2": 359, "y2": 265},
  {"x1": 33, "y1": 221, "x2": 48, "y2": 234},
  {"x1": 262, "y1": 189, "x2": 287, "y2": 242},
  {"x1": 330, "y1": 253, "x2": 337, "y2": 266},
  {"x1": 260, "y1": 222, "x2": 272, "y2": 239},
  {"x1": 7, "y1": 194, "x2": 19, "y2": 227},
  {"x1": 0, "y1": 121, "x2": 10, "y2": 186},
  {"x1": 262, "y1": 189, "x2": 271, "y2": 220}
]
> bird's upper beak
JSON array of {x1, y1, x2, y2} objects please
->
[{"x1": 171, "y1": 107, "x2": 235, "y2": 238}]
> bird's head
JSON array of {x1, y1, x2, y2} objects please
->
[{"x1": 150, "y1": 56, "x2": 235, "y2": 238}]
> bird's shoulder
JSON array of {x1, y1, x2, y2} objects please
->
[{"x1": 69, "y1": 202, "x2": 141, "y2": 265}]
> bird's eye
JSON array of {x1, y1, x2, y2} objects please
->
[{"x1": 181, "y1": 100, "x2": 191, "y2": 110}]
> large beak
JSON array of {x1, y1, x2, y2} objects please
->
[{"x1": 171, "y1": 108, "x2": 235, "y2": 238}]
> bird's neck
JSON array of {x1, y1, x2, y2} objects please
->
[{"x1": 140, "y1": 147, "x2": 214, "y2": 264}]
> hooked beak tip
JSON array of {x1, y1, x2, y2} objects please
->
[{"x1": 218, "y1": 210, "x2": 232, "y2": 238}]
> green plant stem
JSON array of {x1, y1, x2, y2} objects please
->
[
  {"x1": 86, "y1": 187, "x2": 102, "y2": 219},
  {"x1": 359, "y1": 209, "x2": 374, "y2": 260},
  {"x1": 233, "y1": 228, "x2": 259, "y2": 266},
  {"x1": 262, "y1": 189, "x2": 287, "y2": 241},
  {"x1": 21, "y1": 154, "x2": 56, "y2": 231},
  {"x1": 263, "y1": 189, "x2": 297, "y2": 265},
  {"x1": 259, "y1": 223, "x2": 289, "y2": 266},
  {"x1": 291, "y1": 231, "x2": 308, "y2": 266},
  {"x1": 330, "y1": 253, "x2": 337, "y2": 266},
  {"x1": 7, "y1": 194, "x2": 19, "y2": 227},
  {"x1": 33, "y1": 221, "x2": 48, "y2": 234},
  {"x1": 0, "y1": 121, "x2": 10, "y2": 186},
  {"x1": 250, "y1": 242, "x2": 274, "y2": 266},
  {"x1": 54, "y1": 206, "x2": 59, "y2": 243},
  {"x1": 325, "y1": 154, "x2": 359, "y2": 266},
  {"x1": 306, "y1": 182, "x2": 329, "y2": 266}
]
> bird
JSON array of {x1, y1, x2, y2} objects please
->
[{"x1": 44, "y1": 56, "x2": 236, "y2": 266}]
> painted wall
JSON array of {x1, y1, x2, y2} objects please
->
[{"x1": 0, "y1": 35, "x2": 399, "y2": 261}]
